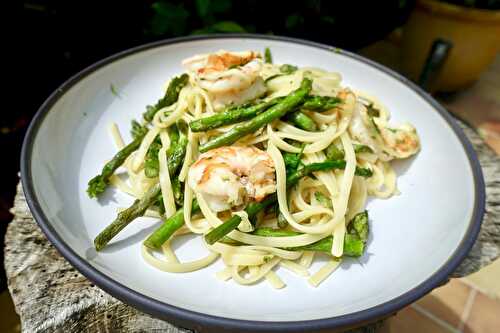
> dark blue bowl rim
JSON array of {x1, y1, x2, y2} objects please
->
[{"x1": 20, "y1": 34, "x2": 486, "y2": 332}]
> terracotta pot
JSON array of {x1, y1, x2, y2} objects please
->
[{"x1": 402, "y1": 0, "x2": 500, "y2": 92}]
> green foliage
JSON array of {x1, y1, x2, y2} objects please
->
[{"x1": 150, "y1": 2, "x2": 189, "y2": 36}]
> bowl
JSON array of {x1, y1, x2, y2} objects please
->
[{"x1": 21, "y1": 34, "x2": 485, "y2": 332}]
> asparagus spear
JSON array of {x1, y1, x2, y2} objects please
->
[
  {"x1": 189, "y1": 94, "x2": 339, "y2": 134},
  {"x1": 325, "y1": 144, "x2": 345, "y2": 161},
  {"x1": 199, "y1": 78, "x2": 312, "y2": 152},
  {"x1": 202, "y1": 195, "x2": 278, "y2": 245},
  {"x1": 142, "y1": 74, "x2": 189, "y2": 122},
  {"x1": 286, "y1": 111, "x2": 317, "y2": 131},
  {"x1": 325, "y1": 143, "x2": 373, "y2": 160},
  {"x1": 264, "y1": 47, "x2": 272, "y2": 64},
  {"x1": 131, "y1": 120, "x2": 148, "y2": 140},
  {"x1": 250, "y1": 210, "x2": 369, "y2": 257},
  {"x1": 144, "y1": 140, "x2": 162, "y2": 178},
  {"x1": 279, "y1": 64, "x2": 298, "y2": 74},
  {"x1": 302, "y1": 95, "x2": 342, "y2": 112},
  {"x1": 283, "y1": 150, "x2": 303, "y2": 175},
  {"x1": 87, "y1": 132, "x2": 146, "y2": 198},
  {"x1": 189, "y1": 98, "x2": 283, "y2": 132},
  {"x1": 143, "y1": 200, "x2": 201, "y2": 249},
  {"x1": 88, "y1": 76, "x2": 187, "y2": 197},
  {"x1": 286, "y1": 159, "x2": 372, "y2": 185},
  {"x1": 348, "y1": 210, "x2": 369, "y2": 242},
  {"x1": 94, "y1": 183, "x2": 161, "y2": 251},
  {"x1": 250, "y1": 228, "x2": 364, "y2": 257},
  {"x1": 166, "y1": 121, "x2": 189, "y2": 176},
  {"x1": 171, "y1": 177, "x2": 184, "y2": 206},
  {"x1": 93, "y1": 123, "x2": 188, "y2": 251}
]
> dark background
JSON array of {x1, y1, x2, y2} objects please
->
[{"x1": 4, "y1": 0, "x2": 418, "y2": 290}]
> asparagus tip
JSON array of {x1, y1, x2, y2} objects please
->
[{"x1": 87, "y1": 175, "x2": 106, "y2": 198}]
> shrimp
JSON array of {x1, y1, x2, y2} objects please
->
[
  {"x1": 348, "y1": 101, "x2": 383, "y2": 156},
  {"x1": 182, "y1": 50, "x2": 267, "y2": 109},
  {"x1": 377, "y1": 123, "x2": 420, "y2": 159},
  {"x1": 349, "y1": 99, "x2": 420, "y2": 160},
  {"x1": 188, "y1": 146, "x2": 276, "y2": 212}
]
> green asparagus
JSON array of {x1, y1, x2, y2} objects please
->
[
  {"x1": 203, "y1": 195, "x2": 277, "y2": 245},
  {"x1": 93, "y1": 122, "x2": 189, "y2": 250},
  {"x1": 286, "y1": 111, "x2": 317, "y2": 131},
  {"x1": 94, "y1": 183, "x2": 162, "y2": 251},
  {"x1": 325, "y1": 143, "x2": 373, "y2": 160},
  {"x1": 251, "y1": 210, "x2": 369, "y2": 257},
  {"x1": 87, "y1": 131, "x2": 146, "y2": 198},
  {"x1": 279, "y1": 64, "x2": 298, "y2": 74},
  {"x1": 189, "y1": 98, "x2": 283, "y2": 132},
  {"x1": 131, "y1": 120, "x2": 148, "y2": 140},
  {"x1": 142, "y1": 74, "x2": 189, "y2": 122},
  {"x1": 199, "y1": 78, "x2": 312, "y2": 152},
  {"x1": 144, "y1": 140, "x2": 162, "y2": 178},
  {"x1": 264, "y1": 47, "x2": 272, "y2": 64},
  {"x1": 171, "y1": 177, "x2": 184, "y2": 206},
  {"x1": 143, "y1": 200, "x2": 201, "y2": 249},
  {"x1": 348, "y1": 210, "x2": 369, "y2": 242},
  {"x1": 302, "y1": 95, "x2": 342, "y2": 112}
]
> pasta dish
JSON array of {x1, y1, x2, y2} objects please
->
[{"x1": 88, "y1": 49, "x2": 420, "y2": 288}]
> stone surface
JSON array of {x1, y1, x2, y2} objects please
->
[{"x1": 4, "y1": 121, "x2": 499, "y2": 333}]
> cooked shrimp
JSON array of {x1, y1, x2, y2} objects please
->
[
  {"x1": 349, "y1": 99, "x2": 420, "y2": 160},
  {"x1": 182, "y1": 50, "x2": 266, "y2": 109},
  {"x1": 378, "y1": 123, "x2": 420, "y2": 159},
  {"x1": 188, "y1": 146, "x2": 276, "y2": 212},
  {"x1": 348, "y1": 101, "x2": 383, "y2": 155}
]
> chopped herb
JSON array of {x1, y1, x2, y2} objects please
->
[{"x1": 110, "y1": 83, "x2": 121, "y2": 98}]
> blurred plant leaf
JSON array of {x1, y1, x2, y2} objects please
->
[
  {"x1": 211, "y1": 0, "x2": 232, "y2": 13},
  {"x1": 320, "y1": 15, "x2": 335, "y2": 25},
  {"x1": 191, "y1": 20, "x2": 246, "y2": 35},
  {"x1": 196, "y1": 0, "x2": 211, "y2": 17},
  {"x1": 150, "y1": 1, "x2": 189, "y2": 36},
  {"x1": 211, "y1": 21, "x2": 246, "y2": 32},
  {"x1": 285, "y1": 13, "x2": 304, "y2": 30}
]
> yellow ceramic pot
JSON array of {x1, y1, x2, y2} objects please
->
[{"x1": 402, "y1": 0, "x2": 500, "y2": 92}]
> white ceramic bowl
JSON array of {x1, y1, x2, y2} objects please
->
[{"x1": 21, "y1": 35, "x2": 485, "y2": 332}]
